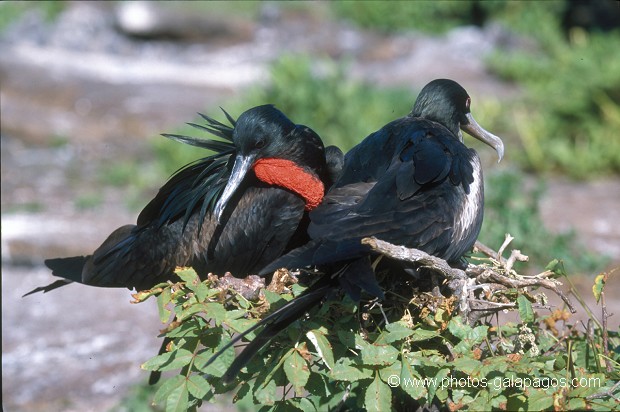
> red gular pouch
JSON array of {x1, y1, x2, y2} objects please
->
[{"x1": 252, "y1": 158, "x2": 325, "y2": 211}]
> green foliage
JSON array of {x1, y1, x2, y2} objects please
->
[
  {"x1": 487, "y1": 5, "x2": 620, "y2": 178},
  {"x1": 479, "y1": 170, "x2": 608, "y2": 274},
  {"x1": 137, "y1": 262, "x2": 619, "y2": 411},
  {"x1": 231, "y1": 55, "x2": 414, "y2": 152},
  {"x1": 331, "y1": 1, "x2": 503, "y2": 34}
]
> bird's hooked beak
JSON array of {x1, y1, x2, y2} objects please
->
[
  {"x1": 214, "y1": 153, "x2": 257, "y2": 223},
  {"x1": 461, "y1": 113, "x2": 504, "y2": 162}
]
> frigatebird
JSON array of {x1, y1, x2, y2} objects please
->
[
  {"x1": 25, "y1": 105, "x2": 339, "y2": 295},
  {"x1": 208, "y1": 79, "x2": 505, "y2": 384}
]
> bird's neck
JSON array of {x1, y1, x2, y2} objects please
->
[{"x1": 252, "y1": 158, "x2": 324, "y2": 210}]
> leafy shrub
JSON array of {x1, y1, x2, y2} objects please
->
[{"x1": 136, "y1": 261, "x2": 619, "y2": 411}]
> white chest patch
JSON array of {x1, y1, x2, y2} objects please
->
[{"x1": 455, "y1": 156, "x2": 483, "y2": 242}]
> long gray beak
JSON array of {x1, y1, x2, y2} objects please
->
[
  {"x1": 461, "y1": 113, "x2": 504, "y2": 162},
  {"x1": 214, "y1": 153, "x2": 256, "y2": 223}
]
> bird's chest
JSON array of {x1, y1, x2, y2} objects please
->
[
  {"x1": 454, "y1": 156, "x2": 484, "y2": 244},
  {"x1": 209, "y1": 187, "x2": 306, "y2": 274}
]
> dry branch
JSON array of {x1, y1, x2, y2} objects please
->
[{"x1": 362, "y1": 236, "x2": 576, "y2": 323}]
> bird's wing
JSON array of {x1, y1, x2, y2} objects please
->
[{"x1": 305, "y1": 118, "x2": 477, "y2": 263}]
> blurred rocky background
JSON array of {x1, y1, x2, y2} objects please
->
[{"x1": 2, "y1": 1, "x2": 619, "y2": 411}]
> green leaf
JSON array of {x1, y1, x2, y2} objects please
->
[
  {"x1": 287, "y1": 397, "x2": 317, "y2": 412},
  {"x1": 176, "y1": 267, "x2": 199, "y2": 285},
  {"x1": 194, "y1": 336, "x2": 234, "y2": 377},
  {"x1": 233, "y1": 382, "x2": 252, "y2": 404},
  {"x1": 360, "y1": 343, "x2": 399, "y2": 366},
  {"x1": 592, "y1": 273, "x2": 606, "y2": 303},
  {"x1": 186, "y1": 374, "x2": 210, "y2": 399},
  {"x1": 253, "y1": 375, "x2": 277, "y2": 406},
  {"x1": 193, "y1": 282, "x2": 211, "y2": 302},
  {"x1": 378, "y1": 359, "x2": 402, "y2": 385},
  {"x1": 331, "y1": 358, "x2": 373, "y2": 382},
  {"x1": 378, "y1": 322, "x2": 415, "y2": 344},
  {"x1": 526, "y1": 388, "x2": 554, "y2": 411},
  {"x1": 165, "y1": 317, "x2": 207, "y2": 339},
  {"x1": 157, "y1": 287, "x2": 172, "y2": 323},
  {"x1": 203, "y1": 302, "x2": 227, "y2": 325},
  {"x1": 142, "y1": 348, "x2": 194, "y2": 372},
  {"x1": 224, "y1": 308, "x2": 249, "y2": 321},
  {"x1": 545, "y1": 259, "x2": 566, "y2": 277},
  {"x1": 153, "y1": 375, "x2": 185, "y2": 406},
  {"x1": 306, "y1": 329, "x2": 335, "y2": 370},
  {"x1": 451, "y1": 357, "x2": 481, "y2": 376},
  {"x1": 263, "y1": 289, "x2": 286, "y2": 305},
  {"x1": 448, "y1": 317, "x2": 471, "y2": 339},
  {"x1": 452, "y1": 322, "x2": 489, "y2": 355},
  {"x1": 165, "y1": 379, "x2": 190, "y2": 412},
  {"x1": 427, "y1": 368, "x2": 450, "y2": 403},
  {"x1": 225, "y1": 317, "x2": 258, "y2": 336},
  {"x1": 400, "y1": 358, "x2": 426, "y2": 401},
  {"x1": 337, "y1": 329, "x2": 357, "y2": 348},
  {"x1": 284, "y1": 348, "x2": 311, "y2": 394},
  {"x1": 364, "y1": 373, "x2": 392, "y2": 412},
  {"x1": 305, "y1": 371, "x2": 334, "y2": 397},
  {"x1": 517, "y1": 295, "x2": 535, "y2": 323},
  {"x1": 177, "y1": 303, "x2": 206, "y2": 321},
  {"x1": 566, "y1": 398, "x2": 587, "y2": 410},
  {"x1": 409, "y1": 328, "x2": 440, "y2": 342}
]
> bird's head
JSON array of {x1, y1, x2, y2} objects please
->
[
  {"x1": 214, "y1": 105, "x2": 327, "y2": 223},
  {"x1": 411, "y1": 79, "x2": 504, "y2": 162}
]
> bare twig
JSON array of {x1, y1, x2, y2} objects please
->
[
  {"x1": 475, "y1": 268, "x2": 576, "y2": 313},
  {"x1": 497, "y1": 234, "x2": 515, "y2": 261},
  {"x1": 361, "y1": 237, "x2": 466, "y2": 280},
  {"x1": 586, "y1": 380, "x2": 620, "y2": 402},
  {"x1": 601, "y1": 291, "x2": 613, "y2": 373},
  {"x1": 474, "y1": 240, "x2": 504, "y2": 264},
  {"x1": 505, "y1": 249, "x2": 528, "y2": 273},
  {"x1": 361, "y1": 236, "x2": 576, "y2": 320}
]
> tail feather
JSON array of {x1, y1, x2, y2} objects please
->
[
  {"x1": 258, "y1": 241, "x2": 321, "y2": 276},
  {"x1": 337, "y1": 257, "x2": 384, "y2": 301},
  {"x1": 259, "y1": 238, "x2": 370, "y2": 276},
  {"x1": 203, "y1": 277, "x2": 332, "y2": 384},
  {"x1": 22, "y1": 279, "x2": 73, "y2": 297},
  {"x1": 45, "y1": 256, "x2": 88, "y2": 282},
  {"x1": 23, "y1": 256, "x2": 88, "y2": 297}
]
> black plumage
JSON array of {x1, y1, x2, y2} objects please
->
[
  {"x1": 26, "y1": 105, "x2": 339, "y2": 295},
  {"x1": 210, "y1": 79, "x2": 505, "y2": 383}
]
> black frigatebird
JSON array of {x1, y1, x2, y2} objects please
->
[
  {"x1": 25, "y1": 105, "x2": 340, "y2": 295},
  {"x1": 208, "y1": 79, "x2": 505, "y2": 384}
]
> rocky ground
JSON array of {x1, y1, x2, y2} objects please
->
[{"x1": 2, "y1": 3, "x2": 618, "y2": 411}]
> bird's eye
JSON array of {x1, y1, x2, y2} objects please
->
[
  {"x1": 255, "y1": 139, "x2": 265, "y2": 149},
  {"x1": 465, "y1": 97, "x2": 471, "y2": 110}
]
